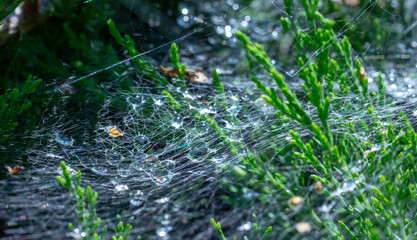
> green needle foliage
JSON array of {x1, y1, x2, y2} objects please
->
[
  {"x1": 209, "y1": 0, "x2": 417, "y2": 239},
  {"x1": 0, "y1": 0, "x2": 22, "y2": 22},
  {"x1": 211, "y1": 218, "x2": 227, "y2": 240},
  {"x1": 0, "y1": 75, "x2": 41, "y2": 143},
  {"x1": 169, "y1": 43, "x2": 187, "y2": 88},
  {"x1": 160, "y1": 43, "x2": 292, "y2": 239},
  {"x1": 50, "y1": 1, "x2": 417, "y2": 239},
  {"x1": 212, "y1": 69, "x2": 225, "y2": 94},
  {"x1": 107, "y1": 19, "x2": 168, "y2": 86},
  {"x1": 57, "y1": 161, "x2": 136, "y2": 240}
]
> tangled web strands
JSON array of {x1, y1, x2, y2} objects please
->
[
  {"x1": 3, "y1": 83, "x2": 277, "y2": 239},
  {"x1": 4, "y1": 77, "x2": 417, "y2": 240}
]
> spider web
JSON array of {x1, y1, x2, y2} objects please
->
[{"x1": 2, "y1": 0, "x2": 417, "y2": 239}]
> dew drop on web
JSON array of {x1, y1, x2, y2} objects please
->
[
  {"x1": 91, "y1": 165, "x2": 107, "y2": 175},
  {"x1": 54, "y1": 134, "x2": 74, "y2": 146},
  {"x1": 171, "y1": 116, "x2": 183, "y2": 129},
  {"x1": 117, "y1": 158, "x2": 131, "y2": 177},
  {"x1": 129, "y1": 190, "x2": 146, "y2": 207},
  {"x1": 132, "y1": 135, "x2": 149, "y2": 151},
  {"x1": 105, "y1": 150, "x2": 123, "y2": 165},
  {"x1": 126, "y1": 95, "x2": 145, "y2": 109},
  {"x1": 115, "y1": 184, "x2": 129, "y2": 192},
  {"x1": 156, "y1": 227, "x2": 170, "y2": 238},
  {"x1": 153, "y1": 97, "x2": 165, "y2": 106}
]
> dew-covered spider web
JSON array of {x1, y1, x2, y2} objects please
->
[{"x1": 2, "y1": 0, "x2": 417, "y2": 239}]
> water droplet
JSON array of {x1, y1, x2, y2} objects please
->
[
  {"x1": 91, "y1": 165, "x2": 107, "y2": 174},
  {"x1": 126, "y1": 95, "x2": 144, "y2": 109},
  {"x1": 146, "y1": 162, "x2": 157, "y2": 172},
  {"x1": 55, "y1": 134, "x2": 74, "y2": 146},
  {"x1": 243, "y1": 191, "x2": 258, "y2": 199},
  {"x1": 216, "y1": 26, "x2": 225, "y2": 35},
  {"x1": 155, "y1": 197, "x2": 169, "y2": 204},
  {"x1": 227, "y1": 104, "x2": 241, "y2": 117},
  {"x1": 182, "y1": 91, "x2": 194, "y2": 100},
  {"x1": 227, "y1": 131, "x2": 243, "y2": 143},
  {"x1": 177, "y1": 15, "x2": 194, "y2": 28},
  {"x1": 251, "y1": 120, "x2": 263, "y2": 127},
  {"x1": 161, "y1": 214, "x2": 171, "y2": 225},
  {"x1": 199, "y1": 107, "x2": 216, "y2": 114},
  {"x1": 196, "y1": 122, "x2": 209, "y2": 134},
  {"x1": 133, "y1": 135, "x2": 150, "y2": 151},
  {"x1": 211, "y1": 154, "x2": 226, "y2": 164},
  {"x1": 238, "y1": 149, "x2": 247, "y2": 157},
  {"x1": 181, "y1": 8, "x2": 188, "y2": 15},
  {"x1": 105, "y1": 151, "x2": 123, "y2": 165},
  {"x1": 238, "y1": 221, "x2": 252, "y2": 231},
  {"x1": 187, "y1": 148, "x2": 208, "y2": 162},
  {"x1": 254, "y1": 97, "x2": 274, "y2": 114},
  {"x1": 224, "y1": 120, "x2": 241, "y2": 130},
  {"x1": 319, "y1": 201, "x2": 335, "y2": 213},
  {"x1": 331, "y1": 177, "x2": 363, "y2": 197},
  {"x1": 156, "y1": 227, "x2": 168, "y2": 237},
  {"x1": 171, "y1": 117, "x2": 183, "y2": 129},
  {"x1": 115, "y1": 184, "x2": 129, "y2": 192},
  {"x1": 130, "y1": 153, "x2": 148, "y2": 171},
  {"x1": 130, "y1": 190, "x2": 146, "y2": 207},
  {"x1": 272, "y1": 31, "x2": 278, "y2": 39},
  {"x1": 154, "y1": 98, "x2": 165, "y2": 106},
  {"x1": 161, "y1": 160, "x2": 175, "y2": 170},
  {"x1": 154, "y1": 171, "x2": 173, "y2": 186},
  {"x1": 46, "y1": 153, "x2": 64, "y2": 159},
  {"x1": 111, "y1": 176, "x2": 120, "y2": 185},
  {"x1": 117, "y1": 159, "x2": 131, "y2": 177}
]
